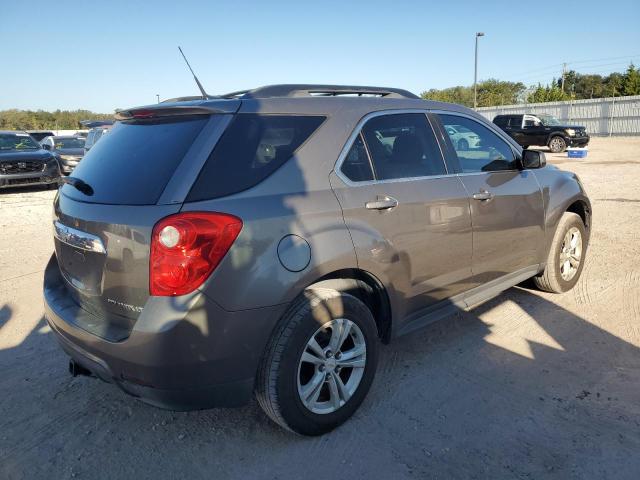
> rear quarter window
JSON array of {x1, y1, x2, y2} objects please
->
[
  {"x1": 493, "y1": 116, "x2": 508, "y2": 127},
  {"x1": 187, "y1": 114, "x2": 325, "y2": 201}
]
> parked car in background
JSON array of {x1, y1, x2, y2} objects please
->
[
  {"x1": 44, "y1": 85, "x2": 591, "y2": 435},
  {"x1": 41, "y1": 136, "x2": 86, "y2": 174},
  {"x1": 27, "y1": 130, "x2": 55, "y2": 143},
  {"x1": 493, "y1": 114, "x2": 589, "y2": 153},
  {"x1": 83, "y1": 121, "x2": 114, "y2": 154},
  {"x1": 0, "y1": 131, "x2": 60, "y2": 189},
  {"x1": 443, "y1": 123, "x2": 481, "y2": 150}
]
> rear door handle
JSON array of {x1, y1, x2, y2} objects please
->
[
  {"x1": 366, "y1": 196, "x2": 398, "y2": 210},
  {"x1": 472, "y1": 191, "x2": 494, "y2": 201}
]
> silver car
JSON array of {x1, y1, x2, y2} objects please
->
[{"x1": 44, "y1": 85, "x2": 591, "y2": 435}]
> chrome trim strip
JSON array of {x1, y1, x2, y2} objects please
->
[
  {"x1": 333, "y1": 109, "x2": 450, "y2": 187},
  {"x1": 53, "y1": 221, "x2": 106, "y2": 254}
]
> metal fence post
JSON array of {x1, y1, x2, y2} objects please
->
[{"x1": 609, "y1": 96, "x2": 615, "y2": 137}]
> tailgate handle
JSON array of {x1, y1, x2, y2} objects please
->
[{"x1": 53, "y1": 221, "x2": 106, "y2": 254}]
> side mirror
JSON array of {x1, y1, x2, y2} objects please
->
[
  {"x1": 521, "y1": 149, "x2": 546, "y2": 169},
  {"x1": 42, "y1": 144, "x2": 51, "y2": 150}
]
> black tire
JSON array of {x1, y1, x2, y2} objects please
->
[
  {"x1": 457, "y1": 138, "x2": 469, "y2": 151},
  {"x1": 548, "y1": 135, "x2": 567, "y2": 153},
  {"x1": 533, "y1": 212, "x2": 587, "y2": 293},
  {"x1": 256, "y1": 287, "x2": 379, "y2": 435}
]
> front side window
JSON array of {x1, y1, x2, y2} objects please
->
[
  {"x1": 438, "y1": 114, "x2": 516, "y2": 173},
  {"x1": 359, "y1": 113, "x2": 446, "y2": 180}
]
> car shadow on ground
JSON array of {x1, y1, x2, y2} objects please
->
[{"x1": 1, "y1": 283, "x2": 639, "y2": 479}]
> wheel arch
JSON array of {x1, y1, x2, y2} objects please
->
[
  {"x1": 566, "y1": 198, "x2": 591, "y2": 231},
  {"x1": 546, "y1": 132, "x2": 568, "y2": 146},
  {"x1": 307, "y1": 269, "x2": 393, "y2": 343}
]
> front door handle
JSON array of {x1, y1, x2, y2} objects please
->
[
  {"x1": 366, "y1": 196, "x2": 399, "y2": 210},
  {"x1": 472, "y1": 190, "x2": 494, "y2": 201}
]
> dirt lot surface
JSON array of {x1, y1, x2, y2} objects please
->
[{"x1": 1, "y1": 137, "x2": 639, "y2": 479}]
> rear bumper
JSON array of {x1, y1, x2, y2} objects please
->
[
  {"x1": 43, "y1": 254, "x2": 286, "y2": 410},
  {"x1": 0, "y1": 164, "x2": 60, "y2": 189}
]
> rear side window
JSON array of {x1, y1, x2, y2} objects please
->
[
  {"x1": 187, "y1": 114, "x2": 325, "y2": 201},
  {"x1": 509, "y1": 116, "x2": 522, "y2": 127},
  {"x1": 62, "y1": 116, "x2": 208, "y2": 205},
  {"x1": 361, "y1": 113, "x2": 446, "y2": 180}
]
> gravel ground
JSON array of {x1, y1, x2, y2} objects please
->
[{"x1": 1, "y1": 137, "x2": 639, "y2": 479}]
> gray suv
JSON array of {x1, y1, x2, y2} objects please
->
[{"x1": 44, "y1": 85, "x2": 591, "y2": 435}]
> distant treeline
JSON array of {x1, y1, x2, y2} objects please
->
[
  {"x1": 0, "y1": 109, "x2": 113, "y2": 131},
  {"x1": 421, "y1": 63, "x2": 640, "y2": 107}
]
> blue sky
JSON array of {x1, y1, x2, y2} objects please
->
[{"x1": 1, "y1": 0, "x2": 639, "y2": 112}]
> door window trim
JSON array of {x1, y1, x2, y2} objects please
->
[
  {"x1": 334, "y1": 109, "x2": 453, "y2": 186},
  {"x1": 429, "y1": 110, "x2": 523, "y2": 175}
]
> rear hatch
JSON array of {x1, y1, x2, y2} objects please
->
[{"x1": 52, "y1": 101, "x2": 238, "y2": 339}]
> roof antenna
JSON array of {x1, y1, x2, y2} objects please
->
[{"x1": 178, "y1": 46, "x2": 209, "y2": 99}]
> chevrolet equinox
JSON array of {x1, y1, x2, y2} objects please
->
[{"x1": 44, "y1": 84, "x2": 591, "y2": 435}]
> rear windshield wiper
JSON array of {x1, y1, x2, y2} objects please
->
[{"x1": 61, "y1": 176, "x2": 94, "y2": 196}]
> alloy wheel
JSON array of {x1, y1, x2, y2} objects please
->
[
  {"x1": 297, "y1": 318, "x2": 367, "y2": 414},
  {"x1": 559, "y1": 226, "x2": 582, "y2": 281}
]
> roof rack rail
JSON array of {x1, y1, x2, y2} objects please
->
[{"x1": 221, "y1": 84, "x2": 420, "y2": 100}]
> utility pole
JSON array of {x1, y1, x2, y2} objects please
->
[
  {"x1": 474, "y1": 32, "x2": 485, "y2": 109},
  {"x1": 561, "y1": 62, "x2": 567, "y2": 93}
]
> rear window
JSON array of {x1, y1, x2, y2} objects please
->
[
  {"x1": 187, "y1": 114, "x2": 325, "y2": 201},
  {"x1": 54, "y1": 137, "x2": 85, "y2": 149},
  {"x1": 61, "y1": 116, "x2": 208, "y2": 205}
]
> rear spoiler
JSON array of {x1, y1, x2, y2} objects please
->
[{"x1": 115, "y1": 99, "x2": 241, "y2": 121}]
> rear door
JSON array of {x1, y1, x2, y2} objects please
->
[
  {"x1": 522, "y1": 114, "x2": 548, "y2": 146},
  {"x1": 330, "y1": 112, "x2": 473, "y2": 318},
  {"x1": 52, "y1": 110, "x2": 233, "y2": 329},
  {"x1": 435, "y1": 113, "x2": 545, "y2": 285}
]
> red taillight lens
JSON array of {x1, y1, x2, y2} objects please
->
[{"x1": 150, "y1": 212, "x2": 242, "y2": 296}]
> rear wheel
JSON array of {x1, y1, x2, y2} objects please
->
[
  {"x1": 256, "y1": 287, "x2": 379, "y2": 435},
  {"x1": 533, "y1": 212, "x2": 587, "y2": 293},
  {"x1": 548, "y1": 136, "x2": 567, "y2": 153}
]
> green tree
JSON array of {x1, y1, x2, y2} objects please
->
[
  {"x1": 0, "y1": 109, "x2": 112, "y2": 130},
  {"x1": 420, "y1": 80, "x2": 524, "y2": 108},
  {"x1": 527, "y1": 81, "x2": 570, "y2": 103},
  {"x1": 622, "y1": 63, "x2": 640, "y2": 96}
]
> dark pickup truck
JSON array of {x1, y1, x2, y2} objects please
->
[{"x1": 493, "y1": 113, "x2": 589, "y2": 153}]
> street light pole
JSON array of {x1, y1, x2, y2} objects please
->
[
  {"x1": 474, "y1": 32, "x2": 484, "y2": 109},
  {"x1": 156, "y1": 94, "x2": 160, "y2": 104}
]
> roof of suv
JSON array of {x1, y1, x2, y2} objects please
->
[{"x1": 121, "y1": 84, "x2": 476, "y2": 119}]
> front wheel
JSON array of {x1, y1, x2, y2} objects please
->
[
  {"x1": 548, "y1": 136, "x2": 567, "y2": 153},
  {"x1": 256, "y1": 288, "x2": 379, "y2": 435},
  {"x1": 457, "y1": 138, "x2": 469, "y2": 151},
  {"x1": 533, "y1": 212, "x2": 587, "y2": 293}
]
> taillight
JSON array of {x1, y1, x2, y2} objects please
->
[{"x1": 150, "y1": 212, "x2": 242, "y2": 296}]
